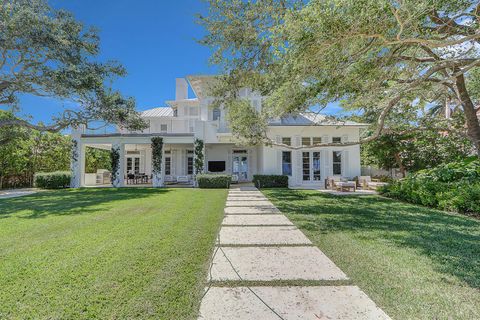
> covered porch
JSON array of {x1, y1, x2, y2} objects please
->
[{"x1": 71, "y1": 133, "x2": 195, "y2": 188}]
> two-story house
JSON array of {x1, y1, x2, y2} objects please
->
[{"x1": 70, "y1": 75, "x2": 368, "y2": 188}]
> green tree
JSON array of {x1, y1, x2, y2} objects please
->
[
  {"x1": 85, "y1": 147, "x2": 111, "y2": 173},
  {"x1": 199, "y1": 0, "x2": 480, "y2": 155},
  {"x1": 0, "y1": 0, "x2": 146, "y2": 132},
  {"x1": 0, "y1": 109, "x2": 72, "y2": 188},
  {"x1": 362, "y1": 130, "x2": 473, "y2": 177}
]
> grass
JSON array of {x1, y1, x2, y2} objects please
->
[
  {"x1": 262, "y1": 189, "x2": 480, "y2": 320},
  {"x1": 0, "y1": 188, "x2": 227, "y2": 320}
]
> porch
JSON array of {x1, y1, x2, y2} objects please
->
[{"x1": 71, "y1": 133, "x2": 197, "y2": 188}]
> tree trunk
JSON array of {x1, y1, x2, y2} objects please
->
[
  {"x1": 455, "y1": 73, "x2": 480, "y2": 157},
  {"x1": 394, "y1": 152, "x2": 406, "y2": 177}
]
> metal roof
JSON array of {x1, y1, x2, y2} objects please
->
[
  {"x1": 270, "y1": 113, "x2": 369, "y2": 127},
  {"x1": 141, "y1": 107, "x2": 174, "y2": 118}
]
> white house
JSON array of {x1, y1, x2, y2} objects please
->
[{"x1": 70, "y1": 75, "x2": 368, "y2": 188}]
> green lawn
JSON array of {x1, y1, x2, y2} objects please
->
[
  {"x1": 0, "y1": 188, "x2": 227, "y2": 320},
  {"x1": 262, "y1": 189, "x2": 480, "y2": 320}
]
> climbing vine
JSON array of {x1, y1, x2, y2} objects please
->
[
  {"x1": 151, "y1": 137, "x2": 164, "y2": 175},
  {"x1": 194, "y1": 138, "x2": 204, "y2": 175},
  {"x1": 110, "y1": 146, "x2": 120, "y2": 185},
  {"x1": 71, "y1": 139, "x2": 78, "y2": 163}
]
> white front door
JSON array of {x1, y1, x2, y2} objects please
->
[
  {"x1": 232, "y1": 155, "x2": 248, "y2": 181},
  {"x1": 302, "y1": 151, "x2": 321, "y2": 182}
]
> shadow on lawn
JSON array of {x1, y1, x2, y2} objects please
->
[
  {"x1": 264, "y1": 189, "x2": 480, "y2": 289},
  {"x1": 0, "y1": 188, "x2": 169, "y2": 219}
]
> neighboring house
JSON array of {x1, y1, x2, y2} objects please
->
[{"x1": 71, "y1": 75, "x2": 368, "y2": 188}]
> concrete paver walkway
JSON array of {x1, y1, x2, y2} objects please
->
[
  {"x1": 0, "y1": 188, "x2": 37, "y2": 199},
  {"x1": 199, "y1": 186, "x2": 390, "y2": 320}
]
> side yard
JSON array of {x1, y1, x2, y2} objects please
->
[
  {"x1": 262, "y1": 189, "x2": 480, "y2": 320},
  {"x1": 0, "y1": 188, "x2": 227, "y2": 319}
]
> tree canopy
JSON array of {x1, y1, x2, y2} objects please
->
[
  {"x1": 199, "y1": 0, "x2": 480, "y2": 155},
  {"x1": 0, "y1": 0, "x2": 146, "y2": 132}
]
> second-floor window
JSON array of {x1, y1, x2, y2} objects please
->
[
  {"x1": 282, "y1": 137, "x2": 291, "y2": 146},
  {"x1": 213, "y1": 108, "x2": 221, "y2": 121},
  {"x1": 160, "y1": 124, "x2": 168, "y2": 132},
  {"x1": 302, "y1": 137, "x2": 311, "y2": 146},
  {"x1": 332, "y1": 137, "x2": 342, "y2": 143}
]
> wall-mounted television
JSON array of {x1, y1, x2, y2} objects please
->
[{"x1": 208, "y1": 161, "x2": 226, "y2": 172}]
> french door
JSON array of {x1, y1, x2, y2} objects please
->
[
  {"x1": 232, "y1": 155, "x2": 248, "y2": 181},
  {"x1": 126, "y1": 157, "x2": 140, "y2": 174},
  {"x1": 302, "y1": 151, "x2": 321, "y2": 182}
]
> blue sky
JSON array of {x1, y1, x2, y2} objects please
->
[{"x1": 13, "y1": 0, "x2": 342, "y2": 129}]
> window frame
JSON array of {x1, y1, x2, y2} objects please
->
[
  {"x1": 332, "y1": 151, "x2": 342, "y2": 175},
  {"x1": 282, "y1": 137, "x2": 292, "y2": 146},
  {"x1": 165, "y1": 156, "x2": 171, "y2": 175},
  {"x1": 212, "y1": 108, "x2": 221, "y2": 121},
  {"x1": 301, "y1": 137, "x2": 311, "y2": 146},
  {"x1": 282, "y1": 151, "x2": 292, "y2": 176}
]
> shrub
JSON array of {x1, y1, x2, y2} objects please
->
[
  {"x1": 34, "y1": 171, "x2": 71, "y2": 189},
  {"x1": 380, "y1": 157, "x2": 480, "y2": 215},
  {"x1": 196, "y1": 174, "x2": 231, "y2": 189},
  {"x1": 253, "y1": 175, "x2": 288, "y2": 188},
  {"x1": 415, "y1": 157, "x2": 480, "y2": 183},
  {"x1": 437, "y1": 182, "x2": 480, "y2": 214}
]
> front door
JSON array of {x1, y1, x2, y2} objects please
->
[
  {"x1": 232, "y1": 155, "x2": 248, "y2": 181},
  {"x1": 302, "y1": 151, "x2": 321, "y2": 182}
]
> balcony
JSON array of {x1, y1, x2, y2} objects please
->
[{"x1": 73, "y1": 119, "x2": 196, "y2": 137}]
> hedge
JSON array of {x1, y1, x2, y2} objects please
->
[
  {"x1": 380, "y1": 157, "x2": 480, "y2": 215},
  {"x1": 34, "y1": 171, "x2": 71, "y2": 189},
  {"x1": 253, "y1": 175, "x2": 289, "y2": 188},
  {"x1": 196, "y1": 174, "x2": 231, "y2": 189}
]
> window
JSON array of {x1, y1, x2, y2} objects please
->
[
  {"x1": 302, "y1": 152, "x2": 310, "y2": 181},
  {"x1": 212, "y1": 108, "x2": 221, "y2": 121},
  {"x1": 173, "y1": 108, "x2": 178, "y2": 117},
  {"x1": 282, "y1": 151, "x2": 292, "y2": 176},
  {"x1": 165, "y1": 157, "x2": 171, "y2": 175},
  {"x1": 302, "y1": 137, "x2": 311, "y2": 146},
  {"x1": 187, "y1": 158, "x2": 193, "y2": 175},
  {"x1": 208, "y1": 161, "x2": 226, "y2": 172},
  {"x1": 160, "y1": 124, "x2": 168, "y2": 132},
  {"x1": 282, "y1": 137, "x2": 291, "y2": 146},
  {"x1": 333, "y1": 151, "x2": 342, "y2": 175},
  {"x1": 332, "y1": 137, "x2": 342, "y2": 143},
  {"x1": 312, "y1": 152, "x2": 321, "y2": 180},
  {"x1": 312, "y1": 137, "x2": 322, "y2": 145},
  {"x1": 127, "y1": 157, "x2": 140, "y2": 174}
]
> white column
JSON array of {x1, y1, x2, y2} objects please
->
[
  {"x1": 112, "y1": 141, "x2": 125, "y2": 187},
  {"x1": 70, "y1": 137, "x2": 82, "y2": 188},
  {"x1": 152, "y1": 143, "x2": 164, "y2": 188}
]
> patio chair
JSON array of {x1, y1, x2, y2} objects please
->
[
  {"x1": 176, "y1": 176, "x2": 190, "y2": 184},
  {"x1": 126, "y1": 173, "x2": 135, "y2": 185},
  {"x1": 231, "y1": 174, "x2": 239, "y2": 184},
  {"x1": 358, "y1": 176, "x2": 389, "y2": 190},
  {"x1": 164, "y1": 175, "x2": 175, "y2": 184},
  {"x1": 325, "y1": 176, "x2": 342, "y2": 190}
]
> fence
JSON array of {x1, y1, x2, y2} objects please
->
[{"x1": 0, "y1": 174, "x2": 34, "y2": 189}]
